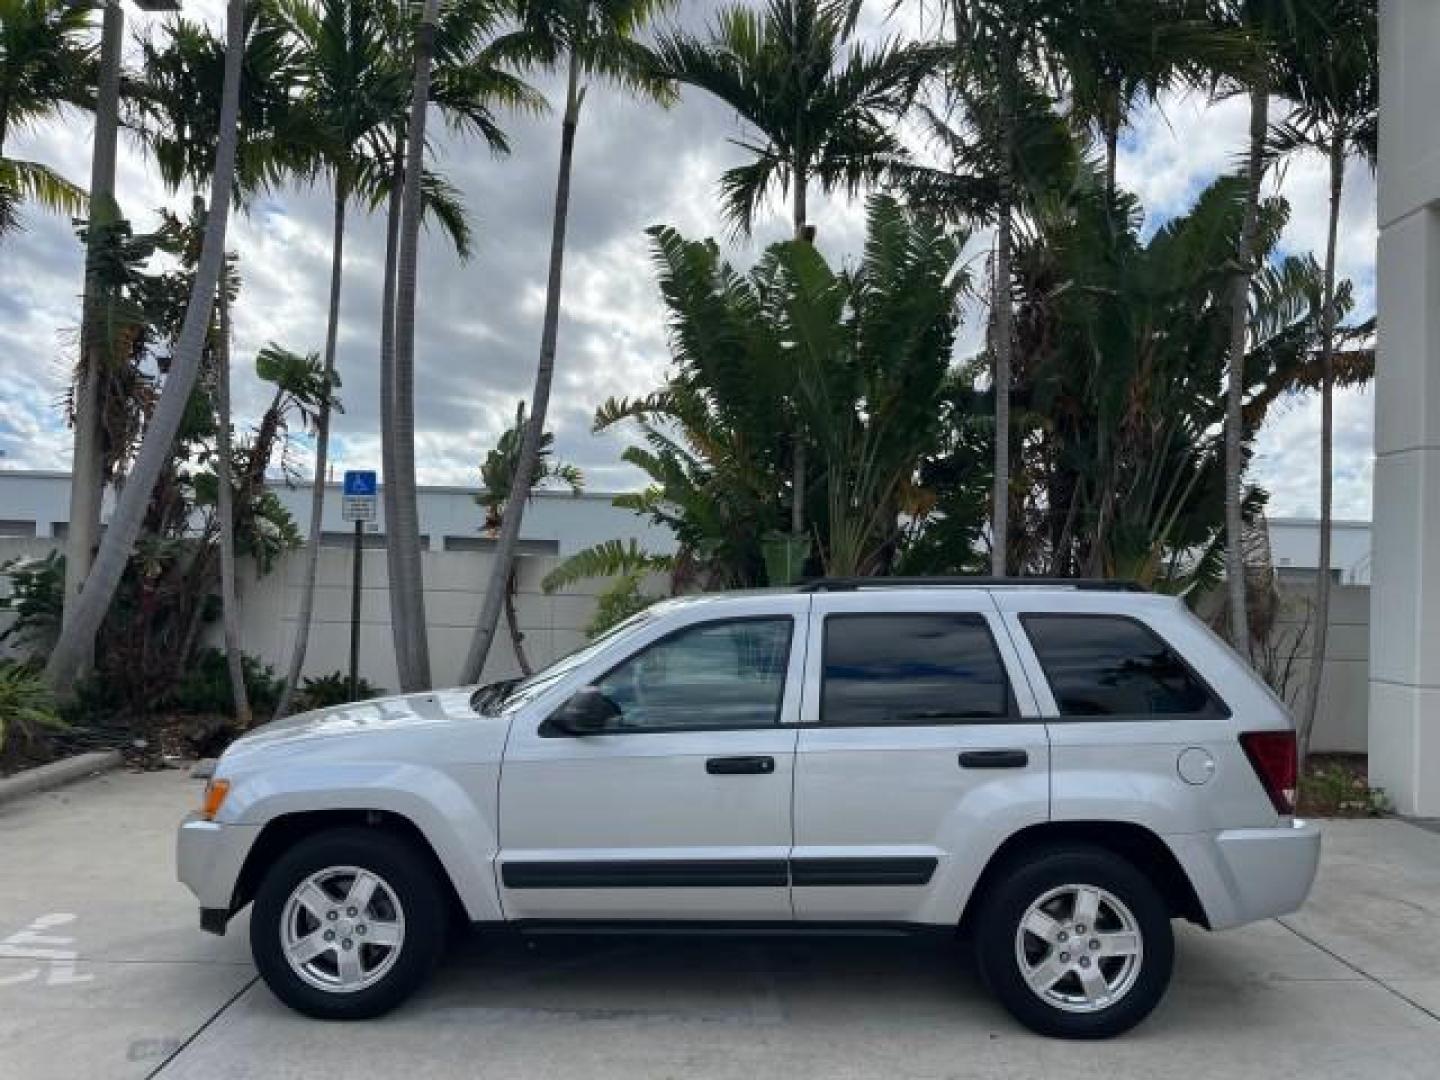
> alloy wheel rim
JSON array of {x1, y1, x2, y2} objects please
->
[
  {"x1": 1014, "y1": 883, "x2": 1143, "y2": 1014},
  {"x1": 281, "y1": 865, "x2": 406, "y2": 994}
]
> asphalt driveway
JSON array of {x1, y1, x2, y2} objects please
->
[{"x1": 2, "y1": 768, "x2": 1439, "y2": 1079}]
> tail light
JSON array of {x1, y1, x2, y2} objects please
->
[{"x1": 1239, "y1": 731, "x2": 1297, "y2": 815}]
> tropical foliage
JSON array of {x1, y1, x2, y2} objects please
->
[{"x1": 0, "y1": 0, "x2": 1381, "y2": 757}]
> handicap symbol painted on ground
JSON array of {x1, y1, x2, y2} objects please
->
[{"x1": 0, "y1": 913, "x2": 93, "y2": 986}]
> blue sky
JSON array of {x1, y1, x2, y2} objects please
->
[{"x1": 0, "y1": 1, "x2": 1377, "y2": 523}]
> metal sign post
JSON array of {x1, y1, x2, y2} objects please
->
[{"x1": 341, "y1": 471, "x2": 377, "y2": 700}]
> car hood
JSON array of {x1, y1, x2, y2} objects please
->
[{"x1": 229, "y1": 687, "x2": 484, "y2": 755}]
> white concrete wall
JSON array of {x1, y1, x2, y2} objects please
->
[
  {"x1": 1373, "y1": 0, "x2": 1440, "y2": 813},
  {"x1": 212, "y1": 548, "x2": 614, "y2": 690},
  {"x1": 1268, "y1": 583, "x2": 1371, "y2": 754}
]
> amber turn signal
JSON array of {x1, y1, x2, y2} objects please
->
[{"x1": 201, "y1": 779, "x2": 231, "y2": 821}]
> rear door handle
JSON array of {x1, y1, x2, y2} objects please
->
[
  {"x1": 959, "y1": 749, "x2": 1029, "y2": 769},
  {"x1": 706, "y1": 755, "x2": 776, "y2": 775}
]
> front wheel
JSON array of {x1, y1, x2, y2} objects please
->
[
  {"x1": 973, "y1": 846, "x2": 1174, "y2": 1039},
  {"x1": 250, "y1": 828, "x2": 447, "y2": 1019}
]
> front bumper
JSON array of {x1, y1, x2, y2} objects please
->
[
  {"x1": 176, "y1": 814, "x2": 262, "y2": 935},
  {"x1": 1169, "y1": 819, "x2": 1322, "y2": 930}
]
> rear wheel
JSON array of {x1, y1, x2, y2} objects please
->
[
  {"x1": 973, "y1": 846, "x2": 1173, "y2": 1039},
  {"x1": 250, "y1": 828, "x2": 446, "y2": 1019}
]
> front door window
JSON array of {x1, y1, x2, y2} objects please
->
[{"x1": 594, "y1": 617, "x2": 793, "y2": 731}]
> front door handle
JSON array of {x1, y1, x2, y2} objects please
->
[
  {"x1": 959, "y1": 749, "x2": 1029, "y2": 769},
  {"x1": 706, "y1": 755, "x2": 776, "y2": 775}
]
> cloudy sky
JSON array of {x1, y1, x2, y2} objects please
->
[{"x1": 0, "y1": 0, "x2": 1377, "y2": 523}]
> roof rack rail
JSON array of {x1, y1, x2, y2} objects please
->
[{"x1": 796, "y1": 576, "x2": 1147, "y2": 593}]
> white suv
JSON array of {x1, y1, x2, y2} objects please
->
[{"x1": 178, "y1": 580, "x2": 1319, "y2": 1038}]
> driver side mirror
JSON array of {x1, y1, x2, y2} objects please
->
[{"x1": 544, "y1": 686, "x2": 620, "y2": 736}]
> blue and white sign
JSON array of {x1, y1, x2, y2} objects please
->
[
  {"x1": 341, "y1": 470, "x2": 377, "y2": 522},
  {"x1": 343, "y1": 470, "x2": 377, "y2": 497}
]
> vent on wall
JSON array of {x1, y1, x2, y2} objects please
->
[{"x1": 443, "y1": 536, "x2": 559, "y2": 555}]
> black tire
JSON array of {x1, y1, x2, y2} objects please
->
[
  {"x1": 250, "y1": 828, "x2": 447, "y2": 1019},
  {"x1": 972, "y1": 845, "x2": 1174, "y2": 1039}
]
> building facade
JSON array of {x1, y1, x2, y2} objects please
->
[{"x1": 0, "y1": 469, "x2": 676, "y2": 557}]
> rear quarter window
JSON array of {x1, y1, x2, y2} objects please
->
[{"x1": 1021, "y1": 613, "x2": 1227, "y2": 718}]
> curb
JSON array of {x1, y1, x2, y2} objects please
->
[{"x1": 0, "y1": 750, "x2": 124, "y2": 806}]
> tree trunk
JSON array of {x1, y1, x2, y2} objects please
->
[
  {"x1": 61, "y1": 0, "x2": 124, "y2": 674},
  {"x1": 991, "y1": 80, "x2": 1015, "y2": 578},
  {"x1": 378, "y1": 153, "x2": 408, "y2": 685},
  {"x1": 390, "y1": 0, "x2": 440, "y2": 691},
  {"x1": 461, "y1": 52, "x2": 581, "y2": 684},
  {"x1": 1103, "y1": 116, "x2": 1119, "y2": 204},
  {"x1": 1223, "y1": 86, "x2": 1268, "y2": 655},
  {"x1": 1298, "y1": 130, "x2": 1345, "y2": 767},
  {"x1": 504, "y1": 566, "x2": 532, "y2": 676},
  {"x1": 273, "y1": 179, "x2": 346, "y2": 720},
  {"x1": 215, "y1": 288, "x2": 251, "y2": 727},
  {"x1": 791, "y1": 160, "x2": 807, "y2": 538},
  {"x1": 45, "y1": 0, "x2": 245, "y2": 690}
]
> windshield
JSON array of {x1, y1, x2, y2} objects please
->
[{"x1": 470, "y1": 608, "x2": 656, "y2": 716}]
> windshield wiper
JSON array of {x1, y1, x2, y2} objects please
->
[{"x1": 470, "y1": 677, "x2": 520, "y2": 716}]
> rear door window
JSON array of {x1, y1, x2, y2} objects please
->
[
  {"x1": 1021, "y1": 614, "x2": 1224, "y2": 717},
  {"x1": 820, "y1": 613, "x2": 1012, "y2": 725}
]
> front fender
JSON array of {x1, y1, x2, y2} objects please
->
[{"x1": 222, "y1": 759, "x2": 503, "y2": 922}]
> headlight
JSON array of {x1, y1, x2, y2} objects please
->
[{"x1": 201, "y1": 779, "x2": 231, "y2": 821}]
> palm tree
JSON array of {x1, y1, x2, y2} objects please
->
[
  {"x1": 477, "y1": 401, "x2": 582, "y2": 674},
  {"x1": 1216, "y1": 0, "x2": 1312, "y2": 652},
  {"x1": 655, "y1": 0, "x2": 919, "y2": 543},
  {"x1": 133, "y1": 5, "x2": 308, "y2": 722},
  {"x1": 655, "y1": 0, "x2": 918, "y2": 240},
  {"x1": 0, "y1": 0, "x2": 93, "y2": 239},
  {"x1": 1062, "y1": 0, "x2": 1246, "y2": 201},
  {"x1": 381, "y1": 0, "x2": 541, "y2": 693},
  {"x1": 45, "y1": 0, "x2": 246, "y2": 690},
  {"x1": 271, "y1": 0, "x2": 483, "y2": 716},
  {"x1": 459, "y1": 0, "x2": 675, "y2": 685},
  {"x1": 915, "y1": 1, "x2": 1102, "y2": 576},
  {"x1": 1269, "y1": 0, "x2": 1377, "y2": 761}
]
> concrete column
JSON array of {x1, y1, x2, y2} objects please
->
[{"x1": 1371, "y1": 1, "x2": 1440, "y2": 815}]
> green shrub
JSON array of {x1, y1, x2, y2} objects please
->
[
  {"x1": 0, "y1": 660, "x2": 66, "y2": 755},
  {"x1": 168, "y1": 649, "x2": 283, "y2": 718},
  {"x1": 587, "y1": 572, "x2": 659, "y2": 638},
  {"x1": 294, "y1": 671, "x2": 385, "y2": 713},
  {"x1": 0, "y1": 552, "x2": 65, "y2": 659}
]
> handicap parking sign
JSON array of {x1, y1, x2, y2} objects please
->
[
  {"x1": 343, "y1": 470, "x2": 377, "y2": 497},
  {"x1": 342, "y1": 470, "x2": 377, "y2": 521}
]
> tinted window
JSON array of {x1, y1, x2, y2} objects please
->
[
  {"x1": 1022, "y1": 615, "x2": 1222, "y2": 717},
  {"x1": 821, "y1": 614, "x2": 1010, "y2": 726},
  {"x1": 594, "y1": 618, "x2": 792, "y2": 730}
]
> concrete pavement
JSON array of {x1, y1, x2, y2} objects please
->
[{"x1": 2, "y1": 768, "x2": 1438, "y2": 1078}]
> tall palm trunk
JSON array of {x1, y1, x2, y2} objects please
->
[
  {"x1": 461, "y1": 52, "x2": 581, "y2": 684},
  {"x1": 1223, "y1": 86, "x2": 1268, "y2": 654},
  {"x1": 791, "y1": 158, "x2": 807, "y2": 538},
  {"x1": 274, "y1": 180, "x2": 346, "y2": 719},
  {"x1": 378, "y1": 153, "x2": 409, "y2": 685},
  {"x1": 215, "y1": 288, "x2": 251, "y2": 727},
  {"x1": 45, "y1": 0, "x2": 246, "y2": 690},
  {"x1": 61, "y1": 0, "x2": 124, "y2": 669},
  {"x1": 990, "y1": 66, "x2": 1016, "y2": 578},
  {"x1": 1298, "y1": 130, "x2": 1345, "y2": 766},
  {"x1": 390, "y1": 0, "x2": 441, "y2": 691}
]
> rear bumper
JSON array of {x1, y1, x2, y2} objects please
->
[
  {"x1": 176, "y1": 815, "x2": 261, "y2": 935},
  {"x1": 1169, "y1": 819, "x2": 1321, "y2": 930}
]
